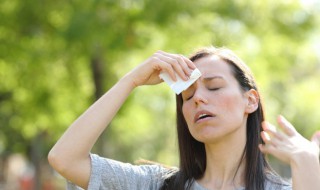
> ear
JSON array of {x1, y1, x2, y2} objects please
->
[{"x1": 244, "y1": 89, "x2": 259, "y2": 114}]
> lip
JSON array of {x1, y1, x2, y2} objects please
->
[{"x1": 194, "y1": 109, "x2": 216, "y2": 123}]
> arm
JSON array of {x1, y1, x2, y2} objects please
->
[
  {"x1": 48, "y1": 51, "x2": 195, "y2": 189},
  {"x1": 259, "y1": 116, "x2": 320, "y2": 190}
]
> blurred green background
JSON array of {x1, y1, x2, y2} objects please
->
[{"x1": 1, "y1": 0, "x2": 320, "y2": 189}]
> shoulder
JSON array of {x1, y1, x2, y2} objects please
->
[
  {"x1": 67, "y1": 154, "x2": 176, "y2": 190},
  {"x1": 91, "y1": 154, "x2": 172, "y2": 176},
  {"x1": 90, "y1": 154, "x2": 175, "y2": 190}
]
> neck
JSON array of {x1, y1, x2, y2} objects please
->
[{"x1": 199, "y1": 126, "x2": 247, "y2": 189}]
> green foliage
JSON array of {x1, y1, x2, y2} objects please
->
[{"x1": 0, "y1": 0, "x2": 319, "y2": 169}]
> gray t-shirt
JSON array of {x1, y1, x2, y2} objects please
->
[{"x1": 67, "y1": 154, "x2": 292, "y2": 190}]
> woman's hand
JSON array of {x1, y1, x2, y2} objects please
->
[
  {"x1": 48, "y1": 50, "x2": 196, "y2": 189},
  {"x1": 259, "y1": 115, "x2": 320, "y2": 165},
  {"x1": 259, "y1": 117, "x2": 320, "y2": 189},
  {"x1": 124, "y1": 50, "x2": 196, "y2": 87}
]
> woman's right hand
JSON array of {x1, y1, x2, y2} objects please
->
[
  {"x1": 125, "y1": 50, "x2": 196, "y2": 87},
  {"x1": 48, "y1": 50, "x2": 196, "y2": 189}
]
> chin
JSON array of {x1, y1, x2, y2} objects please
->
[
  {"x1": 192, "y1": 127, "x2": 244, "y2": 144},
  {"x1": 193, "y1": 132, "x2": 225, "y2": 144}
]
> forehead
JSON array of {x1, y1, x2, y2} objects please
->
[{"x1": 193, "y1": 55, "x2": 234, "y2": 78}]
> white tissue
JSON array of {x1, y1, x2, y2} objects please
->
[{"x1": 159, "y1": 68, "x2": 202, "y2": 95}]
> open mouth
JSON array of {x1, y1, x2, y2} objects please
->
[
  {"x1": 198, "y1": 114, "x2": 211, "y2": 120},
  {"x1": 194, "y1": 111, "x2": 215, "y2": 123}
]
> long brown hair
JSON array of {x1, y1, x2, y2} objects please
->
[{"x1": 161, "y1": 47, "x2": 274, "y2": 190}]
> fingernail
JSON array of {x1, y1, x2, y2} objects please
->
[
  {"x1": 262, "y1": 131, "x2": 271, "y2": 141},
  {"x1": 278, "y1": 115, "x2": 286, "y2": 122}
]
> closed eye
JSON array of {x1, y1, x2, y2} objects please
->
[
  {"x1": 184, "y1": 88, "x2": 220, "y2": 101},
  {"x1": 209, "y1": 87, "x2": 220, "y2": 91},
  {"x1": 186, "y1": 94, "x2": 194, "y2": 101}
]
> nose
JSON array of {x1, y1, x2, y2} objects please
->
[{"x1": 193, "y1": 88, "x2": 208, "y2": 105}]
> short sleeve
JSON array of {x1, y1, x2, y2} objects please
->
[{"x1": 67, "y1": 154, "x2": 168, "y2": 190}]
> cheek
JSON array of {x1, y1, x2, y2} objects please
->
[
  {"x1": 219, "y1": 96, "x2": 237, "y2": 108},
  {"x1": 217, "y1": 91, "x2": 246, "y2": 115}
]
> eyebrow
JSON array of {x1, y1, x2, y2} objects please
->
[{"x1": 202, "y1": 76, "x2": 224, "y2": 81}]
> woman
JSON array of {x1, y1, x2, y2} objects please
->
[{"x1": 48, "y1": 47, "x2": 320, "y2": 190}]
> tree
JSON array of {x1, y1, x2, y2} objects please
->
[{"x1": 1, "y1": 0, "x2": 319, "y2": 188}]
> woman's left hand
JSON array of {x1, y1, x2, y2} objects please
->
[{"x1": 259, "y1": 115, "x2": 320, "y2": 165}]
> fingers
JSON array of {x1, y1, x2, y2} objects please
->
[
  {"x1": 259, "y1": 128, "x2": 284, "y2": 158},
  {"x1": 150, "y1": 56, "x2": 177, "y2": 81},
  {"x1": 261, "y1": 115, "x2": 297, "y2": 144},
  {"x1": 260, "y1": 129, "x2": 284, "y2": 147},
  {"x1": 259, "y1": 143, "x2": 277, "y2": 155},
  {"x1": 259, "y1": 129, "x2": 282, "y2": 155},
  {"x1": 277, "y1": 115, "x2": 296, "y2": 137},
  {"x1": 260, "y1": 116, "x2": 298, "y2": 155},
  {"x1": 156, "y1": 53, "x2": 189, "y2": 80},
  {"x1": 154, "y1": 51, "x2": 196, "y2": 81},
  {"x1": 260, "y1": 116, "x2": 319, "y2": 165},
  {"x1": 159, "y1": 50, "x2": 196, "y2": 69},
  {"x1": 261, "y1": 121, "x2": 285, "y2": 141},
  {"x1": 260, "y1": 119, "x2": 290, "y2": 156}
]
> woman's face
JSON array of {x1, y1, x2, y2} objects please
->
[{"x1": 182, "y1": 55, "x2": 251, "y2": 144}]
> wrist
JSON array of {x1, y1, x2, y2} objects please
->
[
  {"x1": 119, "y1": 73, "x2": 138, "y2": 90},
  {"x1": 290, "y1": 152, "x2": 320, "y2": 170}
]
